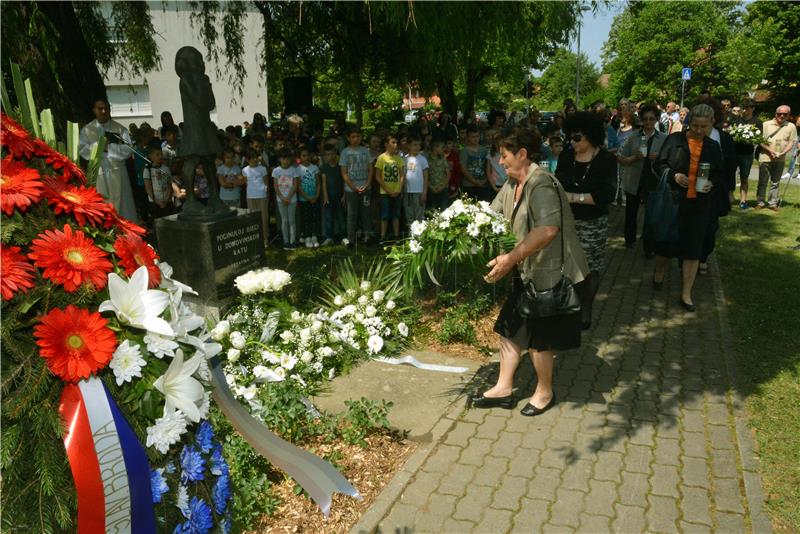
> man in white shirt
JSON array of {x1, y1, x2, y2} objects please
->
[{"x1": 79, "y1": 98, "x2": 139, "y2": 222}]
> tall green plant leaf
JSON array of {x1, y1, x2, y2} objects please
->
[{"x1": 24, "y1": 79, "x2": 40, "y2": 138}]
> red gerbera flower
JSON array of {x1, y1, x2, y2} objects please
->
[
  {"x1": 34, "y1": 139, "x2": 87, "y2": 184},
  {"x1": 28, "y1": 224, "x2": 112, "y2": 292},
  {"x1": 113, "y1": 233, "x2": 161, "y2": 288},
  {"x1": 1, "y1": 245, "x2": 37, "y2": 301},
  {"x1": 33, "y1": 305, "x2": 117, "y2": 382},
  {"x1": 109, "y1": 211, "x2": 148, "y2": 236},
  {"x1": 1, "y1": 113, "x2": 38, "y2": 159},
  {"x1": 1, "y1": 155, "x2": 43, "y2": 216},
  {"x1": 43, "y1": 178, "x2": 113, "y2": 227}
]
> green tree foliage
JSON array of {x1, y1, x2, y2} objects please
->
[
  {"x1": 602, "y1": 1, "x2": 737, "y2": 104},
  {"x1": 716, "y1": 16, "x2": 779, "y2": 101},
  {"x1": 0, "y1": 1, "x2": 160, "y2": 128},
  {"x1": 533, "y1": 49, "x2": 604, "y2": 110},
  {"x1": 744, "y1": 0, "x2": 800, "y2": 109}
]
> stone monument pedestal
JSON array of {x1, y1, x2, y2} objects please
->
[{"x1": 155, "y1": 209, "x2": 265, "y2": 303}]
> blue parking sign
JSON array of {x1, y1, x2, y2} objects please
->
[{"x1": 682, "y1": 67, "x2": 693, "y2": 81}]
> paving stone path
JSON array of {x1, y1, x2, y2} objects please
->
[{"x1": 359, "y1": 207, "x2": 771, "y2": 534}]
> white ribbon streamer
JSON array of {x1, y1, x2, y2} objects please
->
[{"x1": 374, "y1": 355, "x2": 469, "y2": 373}]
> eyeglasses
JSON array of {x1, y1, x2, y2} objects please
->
[{"x1": 570, "y1": 134, "x2": 584, "y2": 143}]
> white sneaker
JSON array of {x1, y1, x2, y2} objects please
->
[
  {"x1": 305, "y1": 238, "x2": 313, "y2": 248},
  {"x1": 321, "y1": 238, "x2": 334, "y2": 246},
  {"x1": 312, "y1": 237, "x2": 320, "y2": 248}
]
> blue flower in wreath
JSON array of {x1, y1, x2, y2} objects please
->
[
  {"x1": 221, "y1": 513, "x2": 233, "y2": 534},
  {"x1": 165, "y1": 461, "x2": 176, "y2": 474},
  {"x1": 195, "y1": 420, "x2": 215, "y2": 453},
  {"x1": 210, "y1": 445, "x2": 228, "y2": 477},
  {"x1": 212, "y1": 470, "x2": 232, "y2": 514},
  {"x1": 172, "y1": 497, "x2": 213, "y2": 534},
  {"x1": 180, "y1": 445, "x2": 206, "y2": 483},
  {"x1": 150, "y1": 467, "x2": 169, "y2": 504}
]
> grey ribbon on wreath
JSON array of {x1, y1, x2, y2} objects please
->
[{"x1": 208, "y1": 357, "x2": 361, "y2": 517}]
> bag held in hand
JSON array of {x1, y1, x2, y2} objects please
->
[
  {"x1": 645, "y1": 169, "x2": 679, "y2": 242},
  {"x1": 512, "y1": 175, "x2": 581, "y2": 319}
]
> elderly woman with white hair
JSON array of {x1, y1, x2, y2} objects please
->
[{"x1": 652, "y1": 103, "x2": 724, "y2": 312}]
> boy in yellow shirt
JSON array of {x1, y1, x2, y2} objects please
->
[{"x1": 373, "y1": 133, "x2": 405, "y2": 243}]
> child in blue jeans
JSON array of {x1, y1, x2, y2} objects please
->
[
  {"x1": 320, "y1": 144, "x2": 345, "y2": 245},
  {"x1": 272, "y1": 149, "x2": 300, "y2": 249}
]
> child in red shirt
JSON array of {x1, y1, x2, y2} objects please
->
[{"x1": 445, "y1": 138, "x2": 462, "y2": 200}]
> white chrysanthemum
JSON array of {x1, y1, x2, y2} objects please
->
[
  {"x1": 301, "y1": 350, "x2": 314, "y2": 363},
  {"x1": 196, "y1": 357, "x2": 211, "y2": 382},
  {"x1": 146, "y1": 411, "x2": 188, "y2": 454},
  {"x1": 386, "y1": 300, "x2": 396, "y2": 311},
  {"x1": 474, "y1": 212, "x2": 491, "y2": 227},
  {"x1": 176, "y1": 484, "x2": 189, "y2": 515},
  {"x1": 409, "y1": 240, "x2": 422, "y2": 253},
  {"x1": 312, "y1": 361, "x2": 324, "y2": 373},
  {"x1": 241, "y1": 385, "x2": 257, "y2": 400},
  {"x1": 365, "y1": 305, "x2": 377, "y2": 317},
  {"x1": 311, "y1": 320, "x2": 323, "y2": 332},
  {"x1": 227, "y1": 348, "x2": 241, "y2": 362},
  {"x1": 279, "y1": 330, "x2": 294, "y2": 342},
  {"x1": 234, "y1": 268, "x2": 292, "y2": 295},
  {"x1": 318, "y1": 346, "x2": 334, "y2": 358},
  {"x1": 398, "y1": 322, "x2": 409, "y2": 337},
  {"x1": 280, "y1": 353, "x2": 297, "y2": 370},
  {"x1": 229, "y1": 331, "x2": 246, "y2": 349},
  {"x1": 261, "y1": 350, "x2": 280, "y2": 364},
  {"x1": 360, "y1": 280, "x2": 371, "y2": 291},
  {"x1": 341, "y1": 305, "x2": 356, "y2": 316},
  {"x1": 491, "y1": 221, "x2": 506, "y2": 235},
  {"x1": 358, "y1": 295, "x2": 369, "y2": 305},
  {"x1": 333, "y1": 295, "x2": 345, "y2": 306},
  {"x1": 299, "y1": 328, "x2": 312, "y2": 342},
  {"x1": 466, "y1": 223, "x2": 480, "y2": 238},
  {"x1": 198, "y1": 392, "x2": 211, "y2": 420},
  {"x1": 225, "y1": 373, "x2": 236, "y2": 387},
  {"x1": 438, "y1": 218, "x2": 451, "y2": 229},
  {"x1": 355, "y1": 313, "x2": 366, "y2": 323},
  {"x1": 110, "y1": 340, "x2": 146, "y2": 386},
  {"x1": 291, "y1": 311, "x2": 302, "y2": 322},
  {"x1": 372, "y1": 290, "x2": 385, "y2": 303},
  {"x1": 410, "y1": 220, "x2": 428, "y2": 237},
  {"x1": 210, "y1": 320, "x2": 230, "y2": 341},
  {"x1": 143, "y1": 333, "x2": 179, "y2": 359},
  {"x1": 346, "y1": 288, "x2": 357, "y2": 297},
  {"x1": 367, "y1": 335, "x2": 384, "y2": 354}
]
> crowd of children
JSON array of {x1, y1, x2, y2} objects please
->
[{"x1": 128, "y1": 110, "x2": 567, "y2": 250}]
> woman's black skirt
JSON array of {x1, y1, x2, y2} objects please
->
[
  {"x1": 493, "y1": 277, "x2": 582, "y2": 352},
  {"x1": 652, "y1": 195, "x2": 715, "y2": 260}
]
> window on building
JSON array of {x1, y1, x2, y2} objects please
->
[{"x1": 107, "y1": 85, "x2": 151, "y2": 117}]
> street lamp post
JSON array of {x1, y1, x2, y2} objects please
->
[{"x1": 575, "y1": 4, "x2": 592, "y2": 109}]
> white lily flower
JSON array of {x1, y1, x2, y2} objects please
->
[
  {"x1": 100, "y1": 266, "x2": 174, "y2": 336},
  {"x1": 157, "y1": 261, "x2": 198, "y2": 296},
  {"x1": 153, "y1": 349, "x2": 205, "y2": 422}
]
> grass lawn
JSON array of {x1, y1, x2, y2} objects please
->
[{"x1": 715, "y1": 178, "x2": 800, "y2": 532}]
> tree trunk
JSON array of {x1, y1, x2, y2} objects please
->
[
  {"x1": 354, "y1": 74, "x2": 365, "y2": 127},
  {"x1": 437, "y1": 77, "x2": 458, "y2": 121}
]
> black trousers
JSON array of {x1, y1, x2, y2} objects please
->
[{"x1": 625, "y1": 192, "x2": 653, "y2": 253}]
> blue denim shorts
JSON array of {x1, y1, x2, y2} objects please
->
[{"x1": 381, "y1": 195, "x2": 402, "y2": 220}]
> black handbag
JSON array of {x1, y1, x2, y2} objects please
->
[{"x1": 512, "y1": 175, "x2": 581, "y2": 319}]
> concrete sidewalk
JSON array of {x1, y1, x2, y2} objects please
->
[{"x1": 352, "y1": 207, "x2": 771, "y2": 534}]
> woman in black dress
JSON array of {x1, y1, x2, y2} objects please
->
[
  {"x1": 652, "y1": 103, "x2": 723, "y2": 311},
  {"x1": 474, "y1": 129, "x2": 589, "y2": 416},
  {"x1": 555, "y1": 112, "x2": 617, "y2": 329}
]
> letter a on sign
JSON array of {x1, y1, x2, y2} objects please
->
[{"x1": 682, "y1": 68, "x2": 692, "y2": 81}]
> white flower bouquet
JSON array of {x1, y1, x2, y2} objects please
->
[
  {"x1": 727, "y1": 123, "x2": 766, "y2": 146},
  {"x1": 388, "y1": 196, "x2": 516, "y2": 289},
  {"x1": 234, "y1": 267, "x2": 291, "y2": 295}
]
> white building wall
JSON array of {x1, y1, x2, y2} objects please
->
[{"x1": 102, "y1": 1, "x2": 267, "y2": 130}]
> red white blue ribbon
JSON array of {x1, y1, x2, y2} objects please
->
[{"x1": 59, "y1": 377, "x2": 156, "y2": 534}]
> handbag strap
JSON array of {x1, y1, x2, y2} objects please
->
[{"x1": 509, "y1": 169, "x2": 567, "y2": 287}]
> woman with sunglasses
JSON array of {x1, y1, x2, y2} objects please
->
[
  {"x1": 652, "y1": 103, "x2": 724, "y2": 312},
  {"x1": 618, "y1": 104, "x2": 667, "y2": 255},
  {"x1": 476, "y1": 128, "x2": 589, "y2": 416},
  {"x1": 556, "y1": 112, "x2": 618, "y2": 330}
]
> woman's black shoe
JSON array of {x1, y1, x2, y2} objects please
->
[
  {"x1": 652, "y1": 276, "x2": 664, "y2": 290},
  {"x1": 472, "y1": 393, "x2": 515, "y2": 409},
  {"x1": 679, "y1": 298, "x2": 696, "y2": 312},
  {"x1": 520, "y1": 393, "x2": 557, "y2": 417}
]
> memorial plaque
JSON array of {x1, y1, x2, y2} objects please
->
[{"x1": 155, "y1": 209, "x2": 266, "y2": 301}]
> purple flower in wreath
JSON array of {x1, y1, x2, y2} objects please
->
[
  {"x1": 172, "y1": 497, "x2": 213, "y2": 534},
  {"x1": 180, "y1": 445, "x2": 206, "y2": 483},
  {"x1": 150, "y1": 467, "x2": 169, "y2": 503},
  {"x1": 212, "y1": 470, "x2": 232, "y2": 514},
  {"x1": 195, "y1": 420, "x2": 215, "y2": 453}
]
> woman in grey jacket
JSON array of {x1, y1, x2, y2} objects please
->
[{"x1": 618, "y1": 104, "x2": 667, "y2": 255}]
